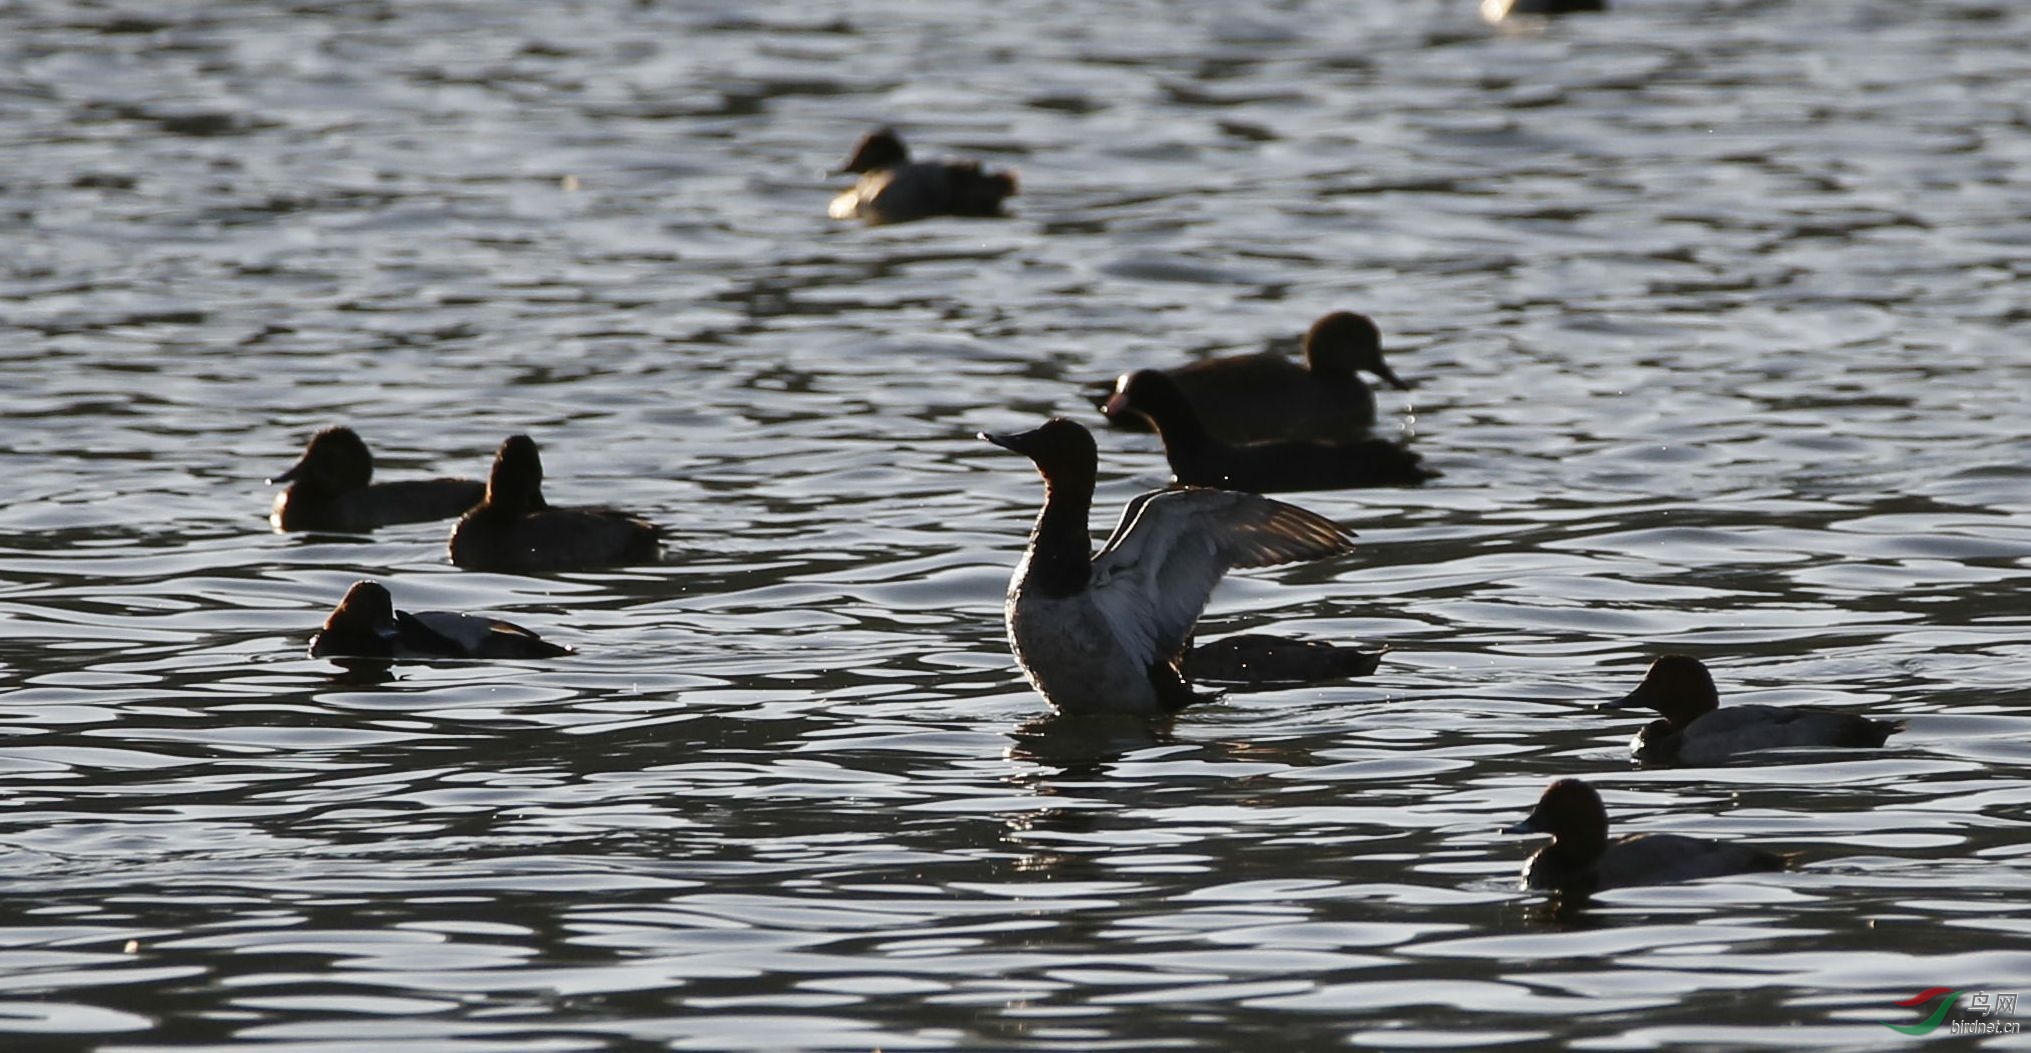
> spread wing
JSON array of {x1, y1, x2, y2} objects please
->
[{"x1": 1086, "y1": 488, "x2": 1354, "y2": 671}]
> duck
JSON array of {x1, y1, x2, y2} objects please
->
[
  {"x1": 981, "y1": 417, "x2": 1357, "y2": 715},
  {"x1": 1504, "y1": 778, "x2": 1788, "y2": 893},
  {"x1": 1600, "y1": 654, "x2": 1900, "y2": 766},
  {"x1": 1104, "y1": 369, "x2": 1436, "y2": 492},
  {"x1": 1092, "y1": 311, "x2": 1413, "y2": 443},
  {"x1": 448, "y1": 435, "x2": 663, "y2": 574},
  {"x1": 1482, "y1": 0, "x2": 1606, "y2": 23},
  {"x1": 308, "y1": 580, "x2": 572, "y2": 661},
  {"x1": 269, "y1": 426, "x2": 485, "y2": 533},
  {"x1": 1183, "y1": 634, "x2": 1385, "y2": 687},
  {"x1": 828, "y1": 127, "x2": 1019, "y2": 225}
]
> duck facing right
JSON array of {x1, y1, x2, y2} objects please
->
[{"x1": 1091, "y1": 310, "x2": 1413, "y2": 444}]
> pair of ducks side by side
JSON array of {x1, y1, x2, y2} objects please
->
[
  {"x1": 1498, "y1": 656, "x2": 1898, "y2": 893},
  {"x1": 1091, "y1": 311, "x2": 1436, "y2": 492},
  {"x1": 271, "y1": 427, "x2": 661, "y2": 573},
  {"x1": 828, "y1": 128, "x2": 1019, "y2": 226}
]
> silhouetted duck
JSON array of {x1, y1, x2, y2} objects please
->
[
  {"x1": 1601, "y1": 655, "x2": 1900, "y2": 766},
  {"x1": 1106, "y1": 369, "x2": 1436, "y2": 492},
  {"x1": 1094, "y1": 311, "x2": 1412, "y2": 443},
  {"x1": 309, "y1": 580, "x2": 572, "y2": 661},
  {"x1": 828, "y1": 127, "x2": 1018, "y2": 225},
  {"x1": 448, "y1": 435, "x2": 663, "y2": 574},
  {"x1": 1505, "y1": 778, "x2": 1788, "y2": 893},
  {"x1": 1483, "y1": 0, "x2": 1606, "y2": 23},
  {"x1": 982, "y1": 418, "x2": 1356, "y2": 715},
  {"x1": 1183, "y1": 635, "x2": 1385, "y2": 687},
  {"x1": 269, "y1": 426, "x2": 484, "y2": 533}
]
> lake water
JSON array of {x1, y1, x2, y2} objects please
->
[{"x1": 4, "y1": 0, "x2": 2031, "y2": 1049}]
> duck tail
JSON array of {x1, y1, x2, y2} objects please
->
[
  {"x1": 1352, "y1": 438, "x2": 1440, "y2": 486},
  {"x1": 950, "y1": 165, "x2": 1019, "y2": 216}
]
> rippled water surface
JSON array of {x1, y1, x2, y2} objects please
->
[{"x1": 5, "y1": 0, "x2": 2031, "y2": 1048}]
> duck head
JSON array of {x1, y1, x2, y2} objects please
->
[
  {"x1": 485, "y1": 434, "x2": 549, "y2": 513},
  {"x1": 271, "y1": 426, "x2": 373, "y2": 489},
  {"x1": 837, "y1": 128, "x2": 909, "y2": 174},
  {"x1": 1305, "y1": 311, "x2": 1408, "y2": 389},
  {"x1": 1504, "y1": 777, "x2": 1610, "y2": 854},
  {"x1": 1103, "y1": 369, "x2": 1204, "y2": 438},
  {"x1": 980, "y1": 417, "x2": 1097, "y2": 490},
  {"x1": 1600, "y1": 654, "x2": 1720, "y2": 728},
  {"x1": 310, "y1": 579, "x2": 400, "y2": 658}
]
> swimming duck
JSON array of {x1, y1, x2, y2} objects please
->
[
  {"x1": 309, "y1": 580, "x2": 572, "y2": 661},
  {"x1": 1483, "y1": 0, "x2": 1606, "y2": 23},
  {"x1": 982, "y1": 417, "x2": 1357, "y2": 714},
  {"x1": 1093, "y1": 311, "x2": 1412, "y2": 443},
  {"x1": 1601, "y1": 654, "x2": 1900, "y2": 766},
  {"x1": 448, "y1": 435, "x2": 663, "y2": 574},
  {"x1": 1183, "y1": 634, "x2": 1386, "y2": 687},
  {"x1": 1505, "y1": 778, "x2": 1788, "y2": 893},
  {"x1": 828, "y1": 127, "x2": 1019, "y2": 225},
  {"x1": 269, "y1": 426, "x2": 484, "y2": 533},
  {"x1": 1105, "y1": 369, "x2": 1436, "y2": 492}
]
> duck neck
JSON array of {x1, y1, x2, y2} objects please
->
[
  {"x1": 1656, "y1": 695, "x2": 1715, "y2": 729},
  {"x1": 1025, "y1": 475, "x2": 1094, "y2": 598},
  {"x1": 486, "y1": 485, "x2": 547, "y2": 518},
  {"x1": 1548, "y1": 826, "x2": 1608, "y2": 866},
  {"x1": 1141, "y1": 392, "x2": 1219, "y2": 457}
]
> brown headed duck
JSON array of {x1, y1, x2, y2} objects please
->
[
  {"x1": 1601, "y1": 655, "x2": 1900, "y2": 766},
  {"x1": 448, "y1": 435, "x2": 663, "y2": 574},
  {"x1": 828, "y1": 127, "x2": 1018, "y2": 225},
  {"x1": 309, "y1": 580, "x2": 572, "y2": 661},
  {"x1": 1505, "y1": 778, "x2": 1789, "y2": 893},
  {"x1": 269, "y1": 426, "x2": 484, "y2": 533},
  {"x1": 1105, "y1": 369, "x2": 1436, "y2": 492},
  {"x1": 1483, "y1": 0, "x2": 1606, "y2": 23},
  {"x1": 981, "y1": 417, "x2": 1356, "y2": 715},
  {"x1": 1094, "y1": 311, "x2": 1412, "y2": 443}
]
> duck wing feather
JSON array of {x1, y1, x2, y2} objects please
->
[{"x1": 1086, "y1": 488, "x2": 1354, "y2": 674}]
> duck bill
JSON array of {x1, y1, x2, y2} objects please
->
[
  {"x1": 1503, "y1": 815, "x2": 1546, "y2": 836},
  {"x1": 980, "y1": 429, "x2": 1036, "y2": 456},
  {"x1": 1373, "y1": 362, "x2": 1412, "y2": 391},
  {"x1": 1598, "y1": 683, "x2": 1651, "y2": 711},
  {"x1": 267, "y1": 458, "x2": 307, "y2": 485},
  {"x1": 1102, "y1": 390, "x2": 1146, "y2": 422}
]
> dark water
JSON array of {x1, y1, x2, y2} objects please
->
[{"x1": 4, "y1": 0, "x2": 2031, "y2": 1049}]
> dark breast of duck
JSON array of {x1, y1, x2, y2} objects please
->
[{"x1": 451, "y1": 506, "x2": 662, "y2": 574}]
